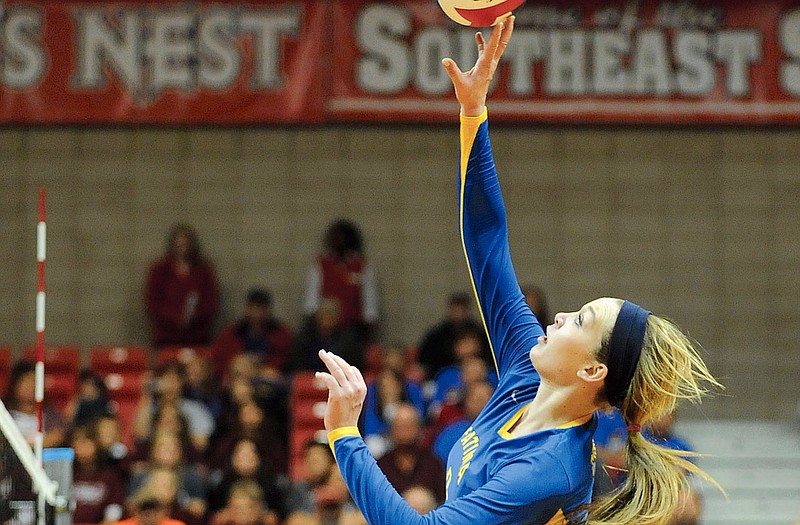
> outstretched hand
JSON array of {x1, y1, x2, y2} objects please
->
[
  {"x1": 442, "y1": 16, "x2": 514, "y2": 117},
  {"x1": 316, "y1": 350, "x2": 368, "y2": 431}
]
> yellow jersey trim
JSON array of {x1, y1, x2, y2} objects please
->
[
  {"x1": 458, "y1": 108, "x2": 500, "y2": 377},
  {"x1": 498, "y1": 403, "x2": 594, "y2": 439},
  {"x1": 327, "y1": 426, "x2": 361, "y2": 456},
  {"x1": 544, "y1": 508, "x2": 567, "y2": 525}
]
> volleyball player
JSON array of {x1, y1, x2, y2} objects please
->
[{"x1": 317, "y1": 18, "x2": 720, "y2": 525}]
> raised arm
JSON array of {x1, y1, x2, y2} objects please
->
[
  {"x1": 443, "y1": 18, "x2": 543, "y2": 378},
  {"x1": 316, "y1": 350, "x2": 569, "y2": 525}
]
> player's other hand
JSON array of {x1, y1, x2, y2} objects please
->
[
  {"x1": 441, "y1": 16, "x2": 514, "y2": 117},
  {"x1": 316, "y1": 350, "x2": 368, "y2": 431}
]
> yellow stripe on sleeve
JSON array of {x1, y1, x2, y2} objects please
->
[
  {"x1": 458, "y1": 108, "x2": 500, "y2": 376},
  {"x1": 327, "y1": 426, "x2": 361, "y2": 457}
]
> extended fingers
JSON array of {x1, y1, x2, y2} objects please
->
[
  {"x1": 486, "y1": 17, "x2": 514, "y2": 59},
  {"x1": 498, "y1": 16, "x2": 514, "y2": 53},
  {"x1": 476, "y1": 31, "x2": 486, "y2": 56},
  {"x1": 319, "y1": 350, "x2": 349, "y2": 385},
  {"x1": 315, "y1": 371, "x2": 341, "y2": 394},
  {"x1": 326, "y1": 351, "x2": 360, "y2": 384},
  {"x1": 441, "y1": 57, "x2": 463, "y2": 82}
]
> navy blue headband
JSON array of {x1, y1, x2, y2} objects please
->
[{"x1": 605, "y1": 300, "x2": 651, "y2": 408}]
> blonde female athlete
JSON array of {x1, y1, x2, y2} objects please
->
[{"x1": 317, "y1": 18, "x2": 720, "y2": 525}]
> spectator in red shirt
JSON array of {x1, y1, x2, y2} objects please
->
[
  {"x1": 212, "y1": 288, "x2": 294, "y2": 381},
  {"x1": 71, "y1": 424, "x2": 126, "y2": 524},
  {"x1": 303, "y1": 220, "x2": 379, "y2": 336},
  {"x1": 145, "y1": 224, "x2": 219, "y2": 347}
]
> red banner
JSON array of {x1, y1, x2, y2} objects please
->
[
  {"x1": 3, "y1": 0, "x2": 800, "y2": 124},
  {"x1": 331, "y1": 0, "x2": 800, "y2": 124},
  {"x1": 0, "y1": 0, "x2": 328, "y2": 124}
]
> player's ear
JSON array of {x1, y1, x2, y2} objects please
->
[{"x1": 578, "y1": 362, "x2": 607, "y2": 384}]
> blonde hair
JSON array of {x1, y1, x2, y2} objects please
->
[{"x1": 588, "y1": 314, "x2": 723, "y2": 525}]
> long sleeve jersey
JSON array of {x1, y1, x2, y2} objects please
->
[{"x1": 329, "y1": 110, "x2": 597, "y2": 525}]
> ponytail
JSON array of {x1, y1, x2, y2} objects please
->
[{"x1": 588, "y1": 315, "x2": 723, "y2": 525}]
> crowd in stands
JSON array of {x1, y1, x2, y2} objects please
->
[{"x1": 2, "y1": 220, "x2": 704, "y2": 525}]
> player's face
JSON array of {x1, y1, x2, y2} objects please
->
[{"x1": 529, "y1": 297, "x2": 621, "y2": 387}]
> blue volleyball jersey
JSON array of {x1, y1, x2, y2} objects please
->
[{"x1": 329, "y1": 110, "x2": 596, "y2": 525}]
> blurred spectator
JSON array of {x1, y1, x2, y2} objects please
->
[
  {"x1": 95, "y1": 414, "x2": 132, "y2": 474},
  {"x1": 145, "y1": 223, "x2": 219, "y2": 347},
  {"x1": 284, "y1": 441, "x2": 339, "y2": 516},
  {"x1": 644, "y1": 411, "x2": 694, "y2": 457},
  {"x1": 65, "y1": 369, "x2": 114, "y2": 427},
  {"x1": 210, "y1": 399, "x2": 287, "y2": 476},
  {"x1": 417, "y1": 293, "x2": 488, "y2": 380},
  {"x1": 128, "y1": 432, "x2": 207, "y2": 521},
  {"x1": 431, "y1": 331, "x2": 498, "y2": 409},
  {"x1": 594, "y1": 409, "x2": 696, "y2": 494},
  {"x1": 285, "y1": 467, "x2": 364, "y2": 525},
  {"x1": 401, "y1": 486, "x2": 437, "y2": 515},
  {"x1": 432, "y1": 381, "x2": 493, "y2": 463},
  {"x1": 520, "y1": 284, "x2": 551, "y2": 326},
  {"x1": 303, "y1": 219, "x2": 379, "y2": 337},
  {"x1": 130, "y1": 403, "x2": 203, "y2": 473},
  {"x1": 116, "y1": 488, "x2": 186, "y2": 525},
  {"x1": 290, "y1": 298, "x2": 366, "y2": 372},
  {"x1": 214, "y1": 354, "x2": 290, "y2": 446},
  {"x1": 125, "y1": 469, "x2": 197, "y2": 525},
  {"x1": 376, "y1": 403, "x2": 446, "y2": 504},
  {"x1": 70, "y1": 424, "x2": 126, "y2": 524},
  {"x1": 183, "y1": 356, "x2": 225, "y2": 422},
  {"x1": 133, "y1": 363, "x2": 215, "y2": 451},
  {"x1": 362, "y1": 368, "x2": 425, "y2": 458},
  {"x1": 209, "y1": 480, "x2": 278, "y2": 525},
  {"x1": 593, "y1": 408, "x2": 628, "y2": 490},
  {"x1": 212, "y1": 288, "x2": 294, "y2": 381},
  {"x1": 3, "y1": 360, "x2": 65, "y2": 447},
  {"x1": 377, "y1": 344, "x2": 414, "y2": 378},
  {"x1": 207, "y1": 438, "x2": 285, "y2": 519}
]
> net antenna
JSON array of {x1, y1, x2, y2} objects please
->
[{"x1": 35, "y1": 188, "x2": 48, "y2": 525}]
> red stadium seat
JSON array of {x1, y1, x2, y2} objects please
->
[
  {"x1": 102, "y1": 371, "x2": 147, "y2": 401},
  {"x1": 291, "y1": 371, "x2": 327, "y2": 400},
  {"x1": 291, "y1": 396, "x2": 327, "y2": 427},
  {"x1": 89, "y1": 345, "x2": 150, "y2": 374},
  {"x1": 22, "y1": 345, "x2": 80, "y2": 375},
  {"x1": 0, "y1": 346, "x2": 13, "y2": 396},
  {"x1": 289, "y1": 372, "x2": 330, "y2": 480},
  {"x1": 43, "y1": 372, "x2": 78, "y2": 414},
  {"x1": 156, "y1": 345, "x2": 212, "y2": 366}
]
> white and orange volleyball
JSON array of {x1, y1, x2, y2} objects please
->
[{"x1": 437, "y1": 0, "x2": 525, "y2": 27}]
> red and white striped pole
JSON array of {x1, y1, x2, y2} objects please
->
[{"x1": 35, "y1": 189, "x2": 46, "y2": 466}]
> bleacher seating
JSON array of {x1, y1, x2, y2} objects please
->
[
  {"x1": 103, "y1": 371, "x2": 148, "y2": 448},
  {"x1": 43, "y1": 373, "x2": 77, "y2": 413},
  {"x1": 22, "y1": 344, "x2": 80, "y2": 375},
  {"x1": 155, "y1": 345, "x2": 212, "y2": 366},
  {"x1": 289, "y1": 371, "x2": 329, "y2": 480},
  {"x1": 89, "y1": 345, "x2": 150, "y2": 374},
  {"x1": 675, "y1": 419, "x2": 800, "y2": 525}
]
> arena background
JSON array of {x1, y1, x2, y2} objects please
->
[{"x1": 2, "y1": 124, "x2": 798, "y2": 419}]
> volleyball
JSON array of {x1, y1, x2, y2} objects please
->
[{"x1": 437, "y1": 0, "x2": 525, "y2": 27}]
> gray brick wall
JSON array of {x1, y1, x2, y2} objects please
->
[{"x1": 1, "y1": 125, "x2": 798, "y2": 419}]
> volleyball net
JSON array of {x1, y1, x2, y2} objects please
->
[{"x1": 0, "y1": 399, "x2": 70, "y2": 525}]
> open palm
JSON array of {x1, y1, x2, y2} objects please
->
[{"x1": 442, "y1": 16, "x2": 515, "y2": 117}]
